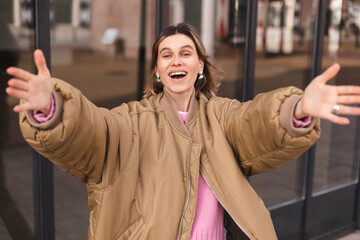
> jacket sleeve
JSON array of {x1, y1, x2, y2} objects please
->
[
  {"x1": 19, "y1": 78, "x2": 134, "y2": 184},
  {"x1": 220, "y1": 86, "x2": 320, "y2": 176}
]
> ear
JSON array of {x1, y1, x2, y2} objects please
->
[
  {"x1": 199, "y1": 60, "x2": 204, "y2": 72},
  {"x1": 155, "y1": 66, "x2": 159, "y2": 76}
]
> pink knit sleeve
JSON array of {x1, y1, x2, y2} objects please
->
[
  {"x1": 33, "y1": 94, "x2": 56, "y2": 123},
  {"x1": 292, "y1": 116, "x2": 312, "y2": 128}
]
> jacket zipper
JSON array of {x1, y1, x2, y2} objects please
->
[
  {"x1": 200, "y1": 169, "x2": 253, "y2": 240},
  {"x1": 176, "y1": 138, "x2": 193, "y2": 240}
]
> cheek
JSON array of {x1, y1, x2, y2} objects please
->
[
  {"x1": 191, "y1": 63, "x2": 201, "y2": 76},
  {"x1": 156, "y1": 61, "x2": 168, "y2": 74}
]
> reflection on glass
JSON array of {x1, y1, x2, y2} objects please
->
[
  {"x1": 313, "y1": 0, "x2": 360, "y2": 194},
  {"x1": 50, "y1": 0, "x2": 151, "y2": 238},
  {"x1": 169, "y1": 0, "x2": 184, "y2": 25},
  {"x1": 282, "y1": 0, "x2": 296, "y2": 54},
  {"x1": 169, "y1": 0, "x2": 246, "y2": 99},
  {"x1": 215, "y1": 0, "x2": 247, "y2": 99},
  {"x1": 250, "y1": 0, "x2": 318, "y2": 206},
  {"x1": 327, "y1": 0, "x2": 342, "y2": 56},
  {"x1": 0, "y1": 1, "x2": 35, "y2": 237},
  {"x1": 266, "y1": 0, "x2": 283, "y2": 54}
]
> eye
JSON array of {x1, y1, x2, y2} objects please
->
[
  {"x1": 162, "y1": 53, "x2": 171, "y2": 58},
  {"x1": 182, "y1": 52, "x2": 191, "y2": 57}
]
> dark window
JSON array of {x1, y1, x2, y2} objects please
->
[
  {"x1": 0, "y1": 0, "x2": 13, "y2": 23},
  {"x1": 53, "y1": 0, "x2": 72, "y2": 24}
]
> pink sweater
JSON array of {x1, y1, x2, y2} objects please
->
[
  {"x1": 35, "y1": 100, "x2": 312, "y2": 240},
  {"x1": 179, "y1": 111, "x2": 224, "y2": 240}
]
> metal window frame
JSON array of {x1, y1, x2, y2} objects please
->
[
  {"x1": 29, "y1": 0, "x2": 360, "y2": 239},
  {"x1": 33, "y1": 0, "x2": 55, "y2": 239},
  {"x1": 356, "y1": 115, "x2": 360, "y2": 228},
  {"x1": 156, "y1": 0, "x2": 169, "y2": 36},
  {"x1": 137, "y1": 0, "x2": 147, "y2": 101},
  {"x1": 300, "y1": 0, "x2": 329, "y2": 237},
  {"x1": 241, "y1": 0, "x2": 258, "y2": 102},
  {"x1": 241, "y1": 0, "x2": 360, "y2": 239}
]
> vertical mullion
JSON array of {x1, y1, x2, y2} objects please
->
[
  {"x1": 354, "y1": 116, "x2": 360, "y2": 228},
  {"x1": 156, "y1": 0, "x2": 163, "y2": 36},
  {"x1": 35, "y1": 0, "x2": 51, "y2": 70},
  {"x1": 301, "y1": 0, "x2": 329, "y2": 239},
  {"x1": 156, "y1": 0, "x2": 169, "y2": 36},
  {"x1": 33, "y1": 0, "x2": 55, "y2": 239},
  {"x1": 239, "y1": 0, "x2": 258, "y2": 102},
  {"x1": 310, "y1": 0, "x2": 328, "y2": 79},
  {"x1": 137, "y1": 0, "x2": 147, "y2": 101}
]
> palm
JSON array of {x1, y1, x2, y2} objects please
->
[
  {"x1": 300, "y1": 64, "x2": 360, "y2": 125},
  {"x1": 6, "y1": 50, "x2": 52, "y2": 114}
]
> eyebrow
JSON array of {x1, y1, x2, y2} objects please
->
[{"x1": 159, "y1": 45, "x2": 194, "y2": 54}]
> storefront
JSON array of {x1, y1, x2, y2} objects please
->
[{"x1": 0, "y1": 0, "x2": 359, "y2": 239}]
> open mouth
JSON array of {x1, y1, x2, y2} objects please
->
[{"x1": 169, "y1": 71, "x2": 187, "y2": 79}]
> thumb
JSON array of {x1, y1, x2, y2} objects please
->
[
  {"x1": 34, "y1": 49, "x2": 50, "y2": 76},
  {"x1": 316, "y1": 63, "x2": 340, "y2": 85}
]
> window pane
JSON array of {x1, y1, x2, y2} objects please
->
[
  {"x1": 0, "y1": 15, "x2": 35, "y2": 240},
  {"x1": 52, "y1": 0, "x2": 72, "y2": 24},
  {"x1": 250, "y1": 0, "x2": 318, "y2": 206},
  {"x1": 312, "y1": 0, "x2": 360, "y2": 194},
  {"x1": 0, "y1": 0, "x2": 13, "y2": 23},
  {"x1": 50, "y1": 0, "x2": 155, "y2": 238}
]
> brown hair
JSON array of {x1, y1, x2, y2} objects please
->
[{"x1": 144, "y1": 23, "x2": 220, "y2": 99}]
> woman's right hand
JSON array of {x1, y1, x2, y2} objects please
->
[{"x1": 6, "y1": 49, "x2": 52, "y2": 114}]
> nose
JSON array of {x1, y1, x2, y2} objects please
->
[{"x1": 172, "y1": 55, "x2": 182, "y2": 66}]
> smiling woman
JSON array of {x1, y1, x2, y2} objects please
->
[
  {"x1": 4, "y1": 22, "x2": 360, "y2": 240},
  {"x1": 155, "y1": 34, "x2": 204, "y2": 111},
  {"x1": 145, "y1": 23, "x2": 220, "y2": 101}
]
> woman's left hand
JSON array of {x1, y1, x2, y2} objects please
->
[{"x1": 295, "y1": 63, "x2": 360, "y2": 125}]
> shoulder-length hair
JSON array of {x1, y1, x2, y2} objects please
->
[{"x1": 144, "y1": 23, "x2": 220, "y2": 99}]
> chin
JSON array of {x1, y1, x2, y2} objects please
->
[{"x1": 165, "y1": 86, "x2": 192, "y2": 95}]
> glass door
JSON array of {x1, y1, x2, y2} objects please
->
[
  {"x1": 250, "y1": 0, "x2": 360, "y2": 239},
  {"x1": 250, "y1": 1, "x2": 318, "y2": 239},
  {"x1": 305, "y1": 0, "x2": 360, "y2": 238},
  {"x1": 49, "y1": 0, "x2": 156, "y2": 238},
  {"x1": 0, "y1": 0, "x2": 36, "y2": 239}
]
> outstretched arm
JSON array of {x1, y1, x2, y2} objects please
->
[
  {"x1": 6, "y1": 49, "x2": 52, "y2": 114},
  {"x1": 295, "y1": 63, "x2": 360, "y2": 124},
  {"x1": 5, "y1": 49, "x2": 134, "y2": 183}
]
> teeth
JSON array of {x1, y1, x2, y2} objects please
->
[{"x1": 170, "y1": 72, "x2": 187, "y2": 77}]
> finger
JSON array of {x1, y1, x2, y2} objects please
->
[
  {"x1": 336, "y1": 85, "x2": 360, "y2": 95},
  {"x1": 34, "y1": 49, "x2": 50, "y2": 76},
  {"x1": 316, "y1": 63, "x2": 341, "y2": 84},
  {"x1": 5, "y1": 87, "x2": 29, "y2": 100},
  {"x1": 8, "y1": 78, "x2": 28, "y2": 91},
  {"x1": 337, "y1": 95, "x2": 360, "y2": 104},
  {"x1": 336, "y1": 105, "x2": 360, "y2": 116},
  {"x1": 13, "y1": 105, "x2": 23, "y2": 112},
  {"x1": 13, "y1": 102, "x2": 31, "y2": 113},
  {"x1": 327, "y1": 113, "x2": 350, "y2": 125},
  {"x1": 6, "y1": 67, "x2": 34, "y2": 82}
]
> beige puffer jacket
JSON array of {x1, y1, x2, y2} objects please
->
[{"x1": 20, "y1": 78, "x2": 320, "y2": 240}]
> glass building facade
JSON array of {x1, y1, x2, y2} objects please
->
[{"x1": 0, "y1": 0, "x2": 359, "y2": 239}]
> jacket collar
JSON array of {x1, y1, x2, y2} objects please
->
[{"x1": 160, "y1": 89, "x2": 198, "y2": 138}]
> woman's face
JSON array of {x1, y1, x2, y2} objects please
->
[{"x1": 156, "y1": 34, "x2": 203, "y2": 99}]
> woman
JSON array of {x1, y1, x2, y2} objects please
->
[{"x1": 5, "y1": 23, "x2": 360, "y2": 240}]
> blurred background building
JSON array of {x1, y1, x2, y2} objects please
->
[{"x1": 0, "y1": 0, "x2": 359, "y2": 239}]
